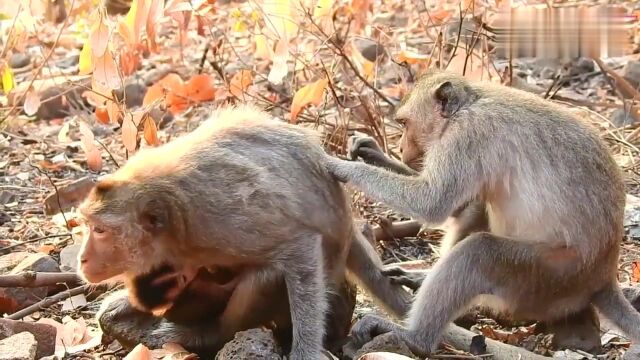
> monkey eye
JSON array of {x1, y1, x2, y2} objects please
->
[
  {"x1": 396, "y1": 117, "x2": 408, "y2": 127},
  {"x1": 92, "y1": 225, "x2": 106, "y2": 234}
]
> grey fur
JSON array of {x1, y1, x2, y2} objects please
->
[{"x1": 326, "y1": 70, "x2": 640, "y2": 356}]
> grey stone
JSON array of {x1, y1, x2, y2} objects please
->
[
  {"x1": 59, "y1": 244, "x2": 82, "y2": 272},
  {"x1": 8, "y1": 53, "x2": 31, "y2": 69},
  {"x1": 0, "y1": 332, "x2": 37, "y2": 360},
  {"x1": 610, "y1": 109, "x2": 636, "y2": 128},
  {"x1": 215, "y1": 328, "x2": 282, "y2": 360},
  {"x1": 624, "y1": 345, "x2": 640, "y2": 360},
  {"x1": 350, "y1": 333, "x2": 416, "y2": 360},
  {"x1": 623, "y1": 60, "x2": 640, "y2": 88}
]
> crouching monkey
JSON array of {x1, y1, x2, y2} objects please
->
[
  {"x1": 326, "y1": 70, "x2": 640, "y2": 357},
  {"x1": 76, "y1": 105, "x2": 413, "y2": 359}
]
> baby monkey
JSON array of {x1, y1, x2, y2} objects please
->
[
  {"x1": 326, "y1": 70, "x2": 640, "y2": 356},
  {"x1": 77, "y1": 105, "x2": 412, "y2": 359}
]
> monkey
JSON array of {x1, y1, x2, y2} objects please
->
[
  {"x1": 76, "y1": 105, "x2": 413, "y2": 360},
  {"x1": 324, "y1": 70, "x2": 640, "y2": 357}
]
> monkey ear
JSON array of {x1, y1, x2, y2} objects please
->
[
  {"x1": 139, "y1": 199, "x2": 170, "y2": 234},
  {"x1": 434, "y1": 81, "x2": 463, "y2": 118}
]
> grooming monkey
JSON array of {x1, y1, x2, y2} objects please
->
[
  {"x1": 326, "y1": 70, "x2": 640, "y2": 357},
  {"x1": 77, "y1": 105, "x2": 412, "y2": 359}
]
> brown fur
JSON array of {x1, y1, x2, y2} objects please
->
[{"x1": 78, "y1": 105, "x2": 412, "y2": 359}]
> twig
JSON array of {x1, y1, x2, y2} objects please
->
[
  {"x1": 445, "y1": 3, "x2": 465, "y2": 70},
  {"x1": 0, "y1": 0, "x2": 77, "y2": 125},
  {"x1": 0, "y1": 234, "x2": 72, "y2": 254},
  {"x1": 0, "y1": 272, "x2": 81, "y2": 288},
  {"x1": 7, "y1": 284, "x2": 89, "y2": 320}
]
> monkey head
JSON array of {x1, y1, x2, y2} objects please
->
[
  {"x1": 395, "y1": 70, "x2": 479, "y2": 171},
  {"x1": 76, "y1": 175, "x2": 198, "y2": 299}
]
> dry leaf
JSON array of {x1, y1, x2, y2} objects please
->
[
  {"x1": 124, "y1": 343, "x2": 153, "y2": 360},
  {"x1": 143, "y1": 117, "x2": 160, "y2": 146},
  {"x1": 123, "y1": 0, "x2": 150, "y2": 45},
  {"x1": 358, "y1": 352, "x2": 414, "y2": 360},
  {"x1": 146, "y1": 0, "x2": 165, "y2": 52},
  {"x1": 58, "y1": 122, "x2": 71, "y2": 143},
  {"x1": 229, "y1": 70, "x2": 253, "y2": 99},
  {"x1": 268, "y1": 38, "x2": 289, "y2": 85},
  {"x1": 290, "y1": 78, "x2": 328, "y2": 123},
  {"x1": 93, "y1": 50, "x2": 121, "y2": 90},
  {"x1": 262, "y1": 0, "x2": 298, "y2": 39},
  {"x1": 23, "y1": 89, "x2": 41, "y2": 116},
  {"x1": 1, "y1": 65, "x2": 15, "y2": 93},
  {"x1": 90, "y1": 13, "x2": 110, "y2": 58},
  {"x1": 106, "y1": 100, "x2": 121, "y2": 124},
  {"x1": 38, "y1": 244, "x2": 56, "y2": 254},
  {"x1": 95, "y1": 106, "x2": 110, "y2": 124},
  {"x1": 78, "y1": 41, "x2": 93, "y2": 75},
  {"x1": 254, "y1": 28, "x2": 272, "y2": 60},
  {"x1": 632, "y1": 261, "x2": 640, "y2": 283},
  {"x1": 185, "y1": 74, "x2": 216, "y2": 102},
  {"x1": 396, "y1": 50, "x2": 430, "y2": 65},
  {"x1": 122, "y1": 112, "x2": 140, "y2": 152},
  {"x1": 313, "y1": 0, "x2": 334, "y2": 18}
]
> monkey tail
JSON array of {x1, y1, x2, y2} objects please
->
[
  {"x1": 592, "y1": 282, "x2": 640, "y2": 343},
  {"x1": 346, "y1": 228, "x2": 413, "y2": 319}
]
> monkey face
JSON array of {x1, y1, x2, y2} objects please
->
[{"x1": 76, "y1": 176, "x2": 182, "y2": 284}]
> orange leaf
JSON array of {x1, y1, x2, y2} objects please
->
[
  {"x1": 143, "y1": 117, "x2": 160, "y2": 146},
  {"x1": 95, "y1": 106, "x2": 110, "y2": 124},
  {"x1": 146, "y1": 0, "x2": 164, "y2": 52},
  {"x1": 396, "y1": 50, "x2": 430, "y2": 65},
  {"x1": 290, "y1": 78, "x2": 328, "y2": 123},
  {"x1": 123, "y1": 0, "x2": 150, "y2": 45},
  {"x1": 632, "y1": 261, "x2": 640, "y2": 283},
  {"x1": 185, "y1": 74, "x2": 216, "y2": 102},
  {"x1": 90, "y1": 13, "x2": 110, "y2": 58},
  {"x1": 38, "y1": 244, "x2": 56, "y2": 254},
  {"x1": 93, "y1": 50, "x2": 121, "y2": 90},
  {"x1": 229, "y1": 70, "x2": 253, "y2": 99},
  {"x1": 106, "y1": 100, "x2": 121, "y2": 124},
  {"x1": 142, "y1": 83, "x2": 165, "y2": 106},
  {"x1": 23, "y1": 90, "x2": 41, "y2": 116},
  {"x1": 121, "y1": 112, "x2": 139, "y2": 152}
]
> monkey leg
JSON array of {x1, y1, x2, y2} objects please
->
[
  {"x1": 537, "y1": 305, "x2": 601, "y2": 353},
  {"x1": 350, "y1": 232, "x2": 595, "y2": 357}
]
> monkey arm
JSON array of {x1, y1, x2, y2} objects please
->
[
  {"x1": 327, "y1": 158, "x2": 475, "y2": 225},
  {"x1": 347, "y1": 135, "x2": 419, "y2": 176}
]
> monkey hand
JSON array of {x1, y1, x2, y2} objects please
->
[
  {"x1": 347, "y1": 135, "x2": 383, "y2": 163},
  {"x1": 349, "y1": 314, "x2": 398, "y2": 348},
  {"x1": 382, "y1": 266, "x2": 427, "y2": 292}
]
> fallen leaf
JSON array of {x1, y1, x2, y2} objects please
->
[
  {"x1": 106, "y1": 100, "x2": 121, "y2": 123},
  {"x1": 1, "y1": 65, "x2": 15, "y2": 93},
  {"x1": 95, "y1": 106, "x2": 110, "y2": 124},
  {"x1": 38, "y1": 244, "x2": 56, "y2": 254},
  {"x1": 358, "y1": 352, "x2": 414, "y2": 360},
  {"x1": 122, "y1": 112, "x2": 140, "y2": 152},
  {"x1": 313, "y1": 0, "x2": 334, "y2": 18},
  {"x1": 632, "y1": 261, "x2": 640, "y2": 282},
  {"x1": 229, "y1": 70, "x2": 253, "y2": 99},
  {"x1": 146, "y1": 0, "x2": 165, "y2": 52},
  {"x1": 268, "y1": 38, "x2": 289, "y2": 85},
  {"x1": 123, "y1": 0, "x2": 150, "y2": 45},
  {"x1": 263, "y1": 0, "x2": 298, "y2": 39},
  {"x1": 93, "y1": 50, "x2": 121, "y2": 90},
  {"x1": 254, "y1": 28, "x2": 272, "y2": 60},
  {"x1": 290, "y1": 78, "x2": 328, "y2": 122},
  {"x1": 396, "y1": 50, "x2": 430, "y2": 65},
  {"x1": 143, "y1": 117, "x2": 160, "y2": 146},
  {"x1": 185, "y1": 74, "x2": 215, "y2": 102},
  {"x1": 23, "y1": 89, "x2": 41, "y2": 116},
  {"x1": 78, "y1": 41, "x2": 93, "y2": 75},
  {"x1": 90, "y1": 13, "x2": 110, "y2": 58},
  {"x1": 58, "y1": 122, "x2": 71, "y2": 143},
  {"x1": 125, "y1": 343, "x2": 153, "y2": 360}
]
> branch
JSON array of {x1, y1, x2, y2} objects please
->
[
  {"x1": 7, "y1": 285, "x2": 89, "y2": 320},
  {"x1": 0, "y1": 272, "x2": 81, "y2": 288}
]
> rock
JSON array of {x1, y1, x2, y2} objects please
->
[
  {"x1": 610, "y1": 109, "x2": 636, "y2": 128},
  {"x1": 10, "y1": 253, "x2": 60, "y2": 274},
  {"x1": 0, "y1": 211, "x2": 9, "y2": 226},
  {"x1": 8, "y1": 53, "x2": 31, "y2": 69},
  {"x1": 0, "y1": 332, "x2": 37, "y2": 360},
  {"x1": 43, "y1": 176, "x2": 96, "y2": 216},
  {"x1": 566, "y1": 58, "x2": 595, "y2": 77},
  {"x1": 354, "y1": 39, "x2": 386, "y2": 63},
  {"x1": 623, "y1": 60, "x2": 640, "y2": 88},
  {"x1": 0, "y1": 254, "x2": 60, "y2": 314},
  {"x1": 0, "y1": 319, "x2": 56, "y2": 358},
  {"x1": 59, "y1": 244, "x2": 82, "y2": 272},
  {"x1": 624, "y1": 345, "x2": 640, "y2": 360},
  {"x1": 114, "y1": 80, "x2": 147, "y2": 109},
  {"x1": 0, "y1": 252, "x2": 30, "y2": 274},
  {"x1": 350, "y1": 333, "x2": 416, "y2": 360},
  {"x1": 215, "y1": 328, "x2": 283, "y2": 360},
  {"x1": 0, "y1": 192, "x2": 16, "y2": 206}
]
